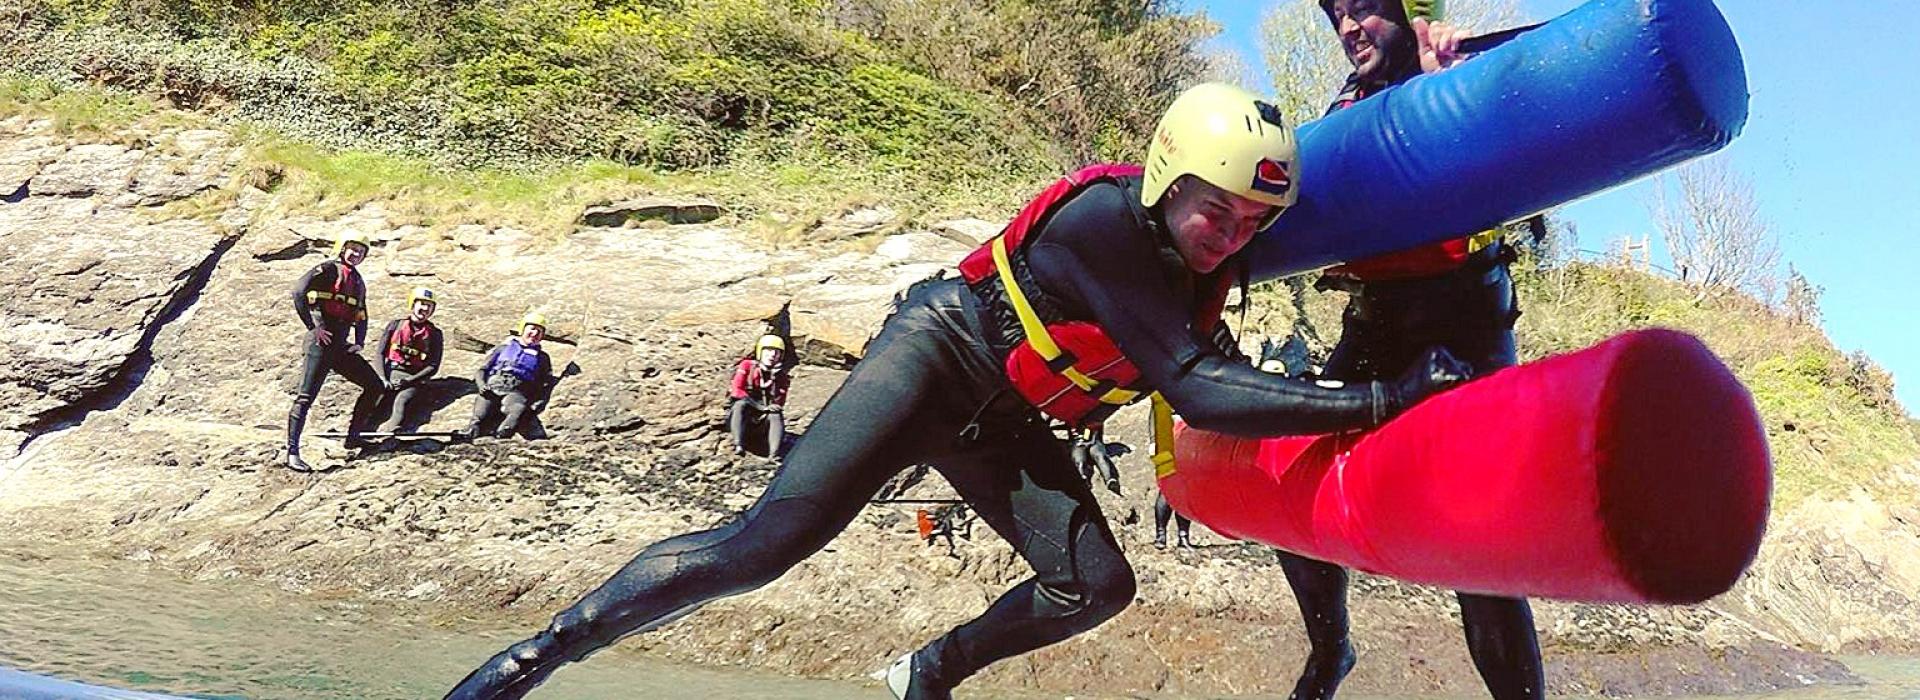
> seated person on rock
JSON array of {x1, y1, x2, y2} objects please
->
[
  {"x1": 728, "y1": 333, "x2": 793, "y2": 457},
  {"x1": 364, "y1": 287, "x2": 445, "y2": 446},
  {"x1": 461, "y1": 312, "x2": 557, "y2": 441}
]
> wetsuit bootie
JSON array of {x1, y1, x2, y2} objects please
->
[
  {"x1": 1153, "y1": 532, "x2": 1167, "y2": 550},
  {"x1": 1177, "y1": 533, "x2": 1194, "y2": 549},
  {"x1": 881, "y1": 649, "x2": 954, "y2": 700},
  {"x1": 1289, "y1": 641, "x2": 1357, "y2": 700},
  {"x1": 285, "y1": 451, "x2": 313, "y2": 473}
]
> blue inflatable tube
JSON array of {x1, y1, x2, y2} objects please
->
[
  {"x1": 1244, "y1": 0, "x2": 1748, "y2": 280},
  {"x1": 0, "y1": 667, "x2": 192, "y2": 699}
]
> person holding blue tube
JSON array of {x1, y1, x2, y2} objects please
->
[{"x1": 1273, "y1": 2, "x2": 1542, "y2": 699}]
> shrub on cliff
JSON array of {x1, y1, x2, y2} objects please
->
[{"x1": 11, "y1": 0, "x2": 1211, "y2": 183}]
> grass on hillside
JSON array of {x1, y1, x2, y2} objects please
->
[{"x1": 1, "y1": 77, "x2": 1035, "y2": 242}]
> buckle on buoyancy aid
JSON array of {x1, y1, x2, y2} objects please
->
[
  {"x1": 1044, "y1": 351, "x2": 1079, "y2": 375},
  {"x1": 305, "y1": 290, "x2": 362, "y2": 307}
]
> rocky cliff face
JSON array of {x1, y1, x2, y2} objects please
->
[{"x1": 1, "y1": 117, "x2": 1916, "y2": 697}]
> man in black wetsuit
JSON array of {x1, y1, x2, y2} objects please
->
[
  {"x1": 285, "y1": 232, "x2": 384, "y2": 472},
  {"x1": 443, "y1": 82, "x2": 1472, "y2": 700},
  {"x1": 1274, "y1": 2, "x2": 1543, "y2": 699}
]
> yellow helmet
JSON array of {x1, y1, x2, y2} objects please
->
[
  {"x1": 756, "y1": 334, "x2": 786, "y2": 353},
  {"x1": 1141, "y1": 83, "x2": 1299, "y2": 213},
  {"x1": 519, "y1": 311, "x2": 548, "y2": 333},
  {"x1": 409, "y1": 287, "x2": 438, "y2": 308},
  {"x1": 334, "y1": 231, "x2": 371, "y2": 258}
]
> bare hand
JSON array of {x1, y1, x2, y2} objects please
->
[
  {"x1": 312, "y1": 327, "x2": 333, "y2": 346},
  {"x1": 1413, "y1": 17, "x2": 1466, "y2": 73}
]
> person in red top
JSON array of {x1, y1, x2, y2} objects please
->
[
  {"x1": 1273, "y1": 2, "x2": 1542, "y2": 699},
  {"x1": 366, "y1": 287, "x2": 445, "y2": 440},
  {"x1": 728, "y1": 334, "x2": 793, "y2": 457}
]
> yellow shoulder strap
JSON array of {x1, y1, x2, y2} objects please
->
[
  {"x1": 1150, "y1": 393, "x2": 1177, "y2": 478},
  {"x1": 989, "y1": 237, "x2": 1140, "y2": 405},
  {"x1": 1466, "y1": 228, "x2": 1503, "y2": 253}
]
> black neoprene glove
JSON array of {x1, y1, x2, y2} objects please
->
[{"x1": 1374, "y1": 346, "x2": 1474, "y2": 425}]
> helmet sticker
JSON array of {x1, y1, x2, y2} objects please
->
[{"x1": 1252, "y1": 158, "x2": 1293, "y2": 196}]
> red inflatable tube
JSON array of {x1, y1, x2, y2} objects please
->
[{"x1": 1158, "y1": 329, "x2": 1771, "y2": 604}]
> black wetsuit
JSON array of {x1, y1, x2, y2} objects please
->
[
  {"x1": 444, "y1": 176, "x2": 1455, "y2": 700},
  {"x1": 1275, "y1": 58, "x2": 1543, "y2": 700},
  {"x1": 1068, "y1": 426, "x2": 1119, "y2": 494},
  {"x1": 466, "y1": 340, "x2": 555, "y2": 439},
  {"x1": 287, "y1": 260, "x2": 382, "y2": 456},
  {"x1": 372, "y1": 318, "x2": 444, "y2": 433}
]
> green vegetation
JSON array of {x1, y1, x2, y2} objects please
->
[
  {"x1": 0, "y1": 75, "x2": 158, "y2": 137},
  {"x1": 4, "y1": 0, "x2": 1211, "y2": 232},
  {"x1": 1511, "y1": 256, "x2": 1915, "y2": 506},
  {"x1": 7, "y1": 0, "x2": 1208, "y2": 186}
]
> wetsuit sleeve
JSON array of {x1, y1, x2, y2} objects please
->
[
  {"x1": 353, "y1": 280, "x2": 369, "y2": 347},
  {"x1": 531, "y1": 351, "x2": 557, "y2": 404},
  {"x1": 772, "y1": 370, "x2": 790, "y2": 408},
  {"x1": 421, "y1": 327, "x2": 443, "y2": 381},
  {"x1": 476, "y1": 346, "x2": 499, "y2": 386},
  {"x1": 1026, "y1": 185, "x2": 1382, "y2": 436},
  {"x1": 376, "y1": 320, "x2": 398, "y2": 383},
  {"x1": 290, "y1": 263, "x2": 327, "y2": 330}
]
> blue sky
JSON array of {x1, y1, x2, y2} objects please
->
[{"x1": 1195, "y1": 0, "x2": 1920, "y2": 415}]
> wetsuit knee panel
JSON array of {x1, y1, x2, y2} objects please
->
[{"x1": 1036, "y1": 556, "x2": 1135, "y2": 622}]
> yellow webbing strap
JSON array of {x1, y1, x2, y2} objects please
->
[
  {"x1": 305, "y1": 291, "x2": 362, "y2": 308},
  {"x1": 1150, "y1": 393, "x2": 1177, "y2": 478},
  {"x1": 1465, "y1": 228, "x2": 1503, "y2": 253},
  {"x1": 990, "y1": 237, "x2": 1139, "y2": 405}
]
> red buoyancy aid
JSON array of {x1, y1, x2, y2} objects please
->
[
  {"x1": 386, "y1": 320, "x2": 434, "y2": 370},
  {"x1": 307, "y1": 262, "x2": 367, "y2": 323},
  {"x1": 959, "y1": 164, "x2": 1235, "y2": 428}
]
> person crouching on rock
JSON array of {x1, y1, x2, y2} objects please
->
[
  {"x1": 460, "y1": 312, "x2": 557, "y2": 441},
  {"x1": 365, "y1": 287, "x2": 445, "y2": 447},
  {"x1": 285, "y1": 232, "x2": 384, "y2": 472},
  {"x1": 443, "y1": 83, "x2": 1470, "y2": 700},
  {"x1": 728, "y1": 333, "x2": 792, "y2": 458}
]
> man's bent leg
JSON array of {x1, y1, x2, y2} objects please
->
[{"x1": 910, "y1": 428, "x2": 1135, "y2": 696}]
